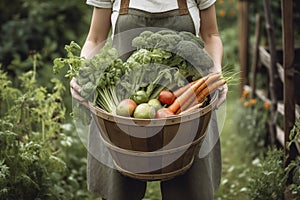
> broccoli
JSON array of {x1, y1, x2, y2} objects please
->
[
  {"x1": 179, "y1": 31, "x2": 204, "y2": 49},
  {"x1": 146, "y1": 33, "x2": 163, "y2": 48},
  {"x1": 176, "y1": 40, "x2": 213, "y2": 74},
  {"x1": 130, "y1": 30, "x2": 213, "y2": 80},
  {"x1": 176, "y1": 40, "x2": 200, "y2": 61},
  {"x1": 160, "y1": 34, "x2": 182, "y2": 52},
  {"x1": 132, "y1": 30, "x2": 182, "y2": 52},
  {"x1": 140, "y1": 30, "x2": 154, "y2": 38},
  {"x1": 132, "y1": 36, "x2": 146, "y2": 49},
  {"x1": 156, "y1": 29, "x2": 178, "y2": 35}
]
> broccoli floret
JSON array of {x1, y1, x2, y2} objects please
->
[
  {"x1": 176, "y1": 40, "x2": 213, "y2": 72},
  {"x1": 160, "y1": 34, "x2": 182, "y2": 52},
  {"x1": 145, "y1": 33, "x2": 163, "y2": 48},
  {"x1": 176, "y1": 40, "x2": 200, "y2": 59},
  {"x1": 132, "y1": 36, "x2": 146, "y2": 49},
  {"x1": 179, "y1": 31, "x2": 204, "y2": 49},
  {"x1": 133, "y1": 30, "x2": 184, "y2": 52},
  {"x1": 156, "y1": 29, "x2": 178, "y2": 35},
  {"x1": 140, "y1": 31, "x2": 154, "y2": 38},
  {"x1": 81, "y1": 82, "x2": 96, "y2": 98}
]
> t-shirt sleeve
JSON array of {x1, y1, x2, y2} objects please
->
[
  {"x1": 196, "y1": 0, "x2": 216, "y2": 10},
  {"x1": 86, "y1": 0, "x2": 112, "y2": 8}
]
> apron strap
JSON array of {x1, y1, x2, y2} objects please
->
[
  {"x1": 119, "y1": 0, "x2": 189, "y2": 15},
  {"x1": 119, "y1": 0, "x2": 130, "y2": 15},
  {"x1": 177, "y1": 0, "x2": 189, "y2": 15}
]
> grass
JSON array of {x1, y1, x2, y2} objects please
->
[
  {"x1": 143, "y1": 85, "x2": 253, "y2": 200},
  {"x1": 143, "y1": 182, "x2": 161, "y2": 200},
  {"x1": 214, "y1": 85, "x2": 252, "y2": 200}
]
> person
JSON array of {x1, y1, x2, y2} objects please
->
[{"x1": 70, "y1": 0, "x2": 228, "y2": 199}]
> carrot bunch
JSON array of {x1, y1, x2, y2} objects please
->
[{"x1": 156, "y1": 72, "x2": 226, "y2": 118}]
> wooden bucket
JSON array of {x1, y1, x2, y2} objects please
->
[{"x1": 89, "y1": 91, "x2": 218, "y2": 181}]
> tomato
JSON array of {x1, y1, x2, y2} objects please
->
[
  {"x1": 133, "y1": 103, "x2": 156, "y2": 119},
  {"x1": 158, "y1": 90, "x2": 176, "y2": 105},
  {"x1": 116, "y1": 99, "x2": 137, "y2": 117}
]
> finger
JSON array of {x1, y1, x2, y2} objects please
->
[
  {"x1": 70, "y1": 78, "x2": 82, "y2": 93},
  {"x1": 215, "y1": 93, "x2": 227, "y2": 109},
  {"x1": 70, "y1": 87, "x2": 85, "y2": 102},
  {"x1": 215, "y1": 87, "x2": 228, "y2": 109}
]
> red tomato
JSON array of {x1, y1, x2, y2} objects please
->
[{"x1": 158, "y1": 90, "x2": 175, "y2": 105}]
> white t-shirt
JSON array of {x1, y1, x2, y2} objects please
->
[{"x1": 86, "y1": 0, "x2": 216, "y2": 36}]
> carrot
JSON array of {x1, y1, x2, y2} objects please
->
[
  {"x1": 167, "y1": 75, "x2": 209, "y2": 114},
  {"x1": 175, "y1": 72, "x2": 222, "y2": 114},
  {"x1": 156, "y1": 72, "x2": 225, "y2": 118},
  {"x1": 179, "y1": 99, "x2": 206, "y2": 116},
  {"x1": 156, "y1": 108, "x2": 175, "y2": 118},
  {"x1": 196, "y1": 79, "x2": 226, "y2": 103},
  {"x1": 173, "y1": 80, "x2": 196, "y2": 97}
]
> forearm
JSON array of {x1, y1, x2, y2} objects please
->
[
  {"x1": 199, "y1": 4, "x2": 223, "y2": 72},
  {"x1": 80, "y1": 7, "x2": 112, "y2": 58},
  {"x1": 203, "y1": 34, "x2": 223, "y2": 72},
  {"x1": 81, "y1": 40, "x2": 106, "y2": 59}
]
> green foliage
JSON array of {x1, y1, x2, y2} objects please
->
[
  {"x1": 0, "y1": 0, "x2": 91, "y2": 115},
  {"x1": 286, "y1": 118, "x2": 300, "y2": 199},
  {"x1": 0, "y1": 67, "x2": 66, "y2": 199},
  {"x1": 53, "y1": 41, "x2": 83, "y2": 79},
  {"x1": 0, "y1": 0, "x2": 90, "y2": 68},
  {"x1": 247, "y1": 148, "x2": 287, "y2": 200},
  {"x1": 215, "y1": 0, "x2": 238, "y2": 30},
  {"x1": 0, "y1": 63, "x2": 96, "y2": 199},
  {"x1": 240, "y1": 106, "x2": 300, "y2": 200},
  {"x1": 220, "y1": 27, "x2": 239, "y2": 71},
  {"x1": 237, "y1": 94, "x2": 269, "y2": 158},
  {"x1": 215, "y1": 85, "x2": 252, "y2": 200},
  {"x1": 53, "y1": 41, "x2": 123, "y2": 115},
  {"x1": 246, "y1": 122, "x2": 300, "y2": 200},
  {"x1": 248, "y1": 1, "x2": 300, "y2": 46}
]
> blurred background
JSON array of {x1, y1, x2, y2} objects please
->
[{"x1": 0, "y1": 0, "x2": 299, "y2": 199}]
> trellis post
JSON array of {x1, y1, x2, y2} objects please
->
[
  {"x1": 238, "y1": 0, "x2": 249, "y2": 95},
  {"x1": 281, "y1": 0, "x2": 297, "y2": 186},
  {"x1": 263, "y1": 0, "x2": 278, "y2": 146}
]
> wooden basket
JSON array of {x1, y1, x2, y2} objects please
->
[{"x1": 88, "y1": 91, "x2": 218, "y2": 181}]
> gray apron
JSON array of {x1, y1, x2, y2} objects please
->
[{"x1": 87, "y1": 0, "x2": 221, "y2": 199}]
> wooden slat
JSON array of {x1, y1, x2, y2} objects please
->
[
  {"x1": 277, "y1": 102, "x2": 284, "y2": 116},
  {"x1": 250, "y1": 14, "x2": 262, "y2": 99},
  {"x1": 258, "y1": 46, "x2": 284, "y2": 82},
  {"x1": 282, "y1": 0, "x2": 296, "y2": 153},
  {"x1": 238, "y1": 0, "x2": 250, "y2": 95},
  {"x1": 278, "y1": 102, "x2": 300, "y2": 119},
  {"x1": 244, "y1": 85, "x2": 300, "y2": 119},
  {"x1": 259, "y1": 46, "x2": 270, "y2": 69},
  {"x1": 244, "y1": 85, "x2": 300, "y2": 154},
  {"x1": 276, "y1": 63, "x2": 284, "y2": 82},
  {"x1": 296, "y1": 104, "x2": 300, "y2": 119},
  {"x1": 276, "y1": 125, "x2": 285, "y2": 147},
  {"x1": 243, "y1": 85, "x2": 271, "y2": 104}
]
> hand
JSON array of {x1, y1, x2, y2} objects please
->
[
  {"x1": 70, "y1": 78, "x2": 85, "y2": 102},
  {"x1": 207, "y1": 67, "x2": 227, "y2": 109},
  {"x1": 215, "y1": 83, "x2": 228, "y2": 109}
]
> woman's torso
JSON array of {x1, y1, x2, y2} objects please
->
[{"x1": 110, "y1": 0, "x2": 215, "y2": 37}]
